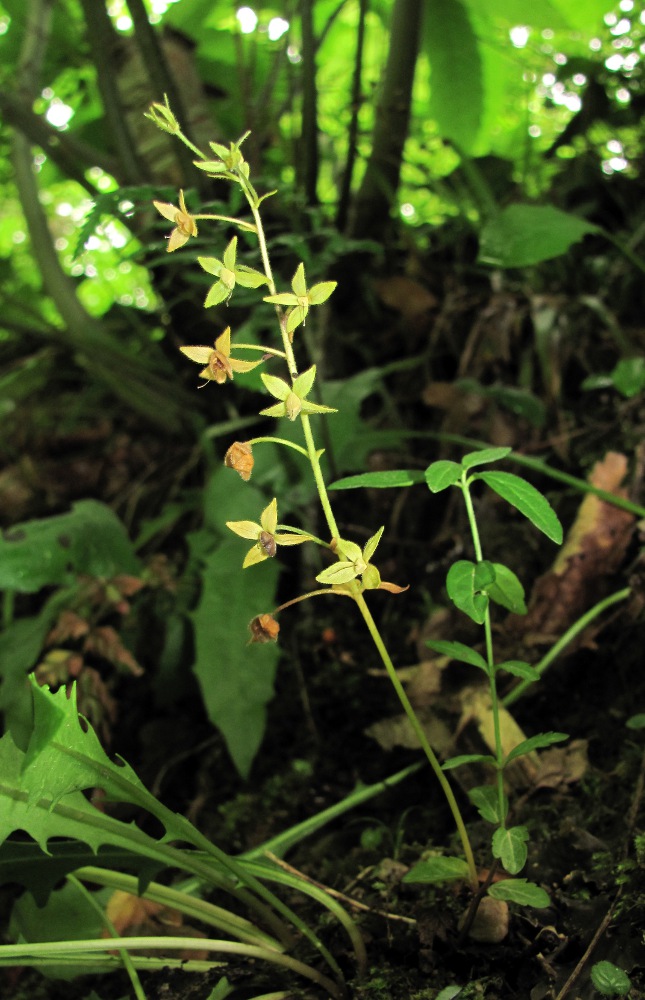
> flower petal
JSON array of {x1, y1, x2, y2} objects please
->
[
  {"x1": 226, "y1": 519, "x2": 261, "y2": 540},
  {"x1": 229, "y1": 357, "x2": 263, "y2": 374},
  {"x1": 243, "y1": 544, "x2": 268, "y2": 568},
  {"x1": 260, "y1": 498, "x2": 278, "y2": 533},
  {"x1": 215, "y1": 327, "x2": 232, "y2": 356},
  {"x1": 180, "y1": 345, "x2": 214, "y2": 364},
  {"x1": 167, "y1": 228, "x2": 190, "y2": 252},
  {"x1": 274, "y1": 533, "x2": 311, "y2": 546},
  {"x1": 153, "y1": 200, "x2": 179, "y2": 222}
]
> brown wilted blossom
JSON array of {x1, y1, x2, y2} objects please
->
[
  {"x1": 225, "y1": 441, "x2": 254, "y2": 481},
  {"x1": 248, "y1": 613, "x2": 280, "y2": 643}
]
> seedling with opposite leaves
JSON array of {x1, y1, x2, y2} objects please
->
[{"x1": 402, "y1": 447, "x2": 566, "y2": 909}]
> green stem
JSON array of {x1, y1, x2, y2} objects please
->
[
  {"x1": 67, "y1": 874, "x2": 147, "y2": 1000},
  {"x1": 0, "y1": 937, "x2": 342, "y2": 998},
  {"x1": 249, "y1": 435, "x2": 310, "y2": 458},
  {"x1": 502, "y1": 586, "x2": 631, "y2": 708},
  {"x1": 73, "y1": 868, "x2": 283, "y2": 951},
  {"x1": 354, "y1": 591, "x2": 478, "y2": 889},
  {"x1": 300, "y1": 413, "x2": 340, "y2": 539},
  {"x1": 461, "y1": 476, "x2": 506, "y2": 827}
]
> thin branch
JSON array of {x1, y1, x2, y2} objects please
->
[
  {"x1": 336, "y1": 0, "x2": 368, "y2": 230},
  {"x1": 78, "y1": 0, "x2": 147, "y2": 184}
]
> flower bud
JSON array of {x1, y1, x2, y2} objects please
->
[{"x1": 248, "y1": 614, "x2": 280, "y2": 643}]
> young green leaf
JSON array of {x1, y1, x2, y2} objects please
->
[
  {"x1": 425, "y1": 460, "x2": 462, "y2": 492},
  {"x1": 442, "y1": 753, "x2": 497, "y2": 771},
  {"x1": 426, "y1": 640, "x2": 488, "y2": 671},
  {"x1": 488, "y1": 879, "x2": 550, "y2": 908},
  {"x1": 590, "y1": 961, "x2": 632, "y2": 997},
  {"x1": 504, "y1": 732, "x2": 568, "y2": 766},
  {"x1": 476, "y1": 471, "x2": 563, "y2": 544},
  {"x1": 486, "y1": 563, "x2": 527, "y2": 615},
  {"x1": 492, "y1": 826, "x2": 529, "y2": 875},
  {"x1": 474, "y1": 560, "x2": 496, "y2": 590},
  {"x1": 446, "y1": 560, "x2": 488, "y2": 624},
  {"x1": 435, "y1": 988, "x2": 463, "y2": 1000},
  {"x1": 462, "y1": 447, "x2": 512, "y2": 470},
  {"x1": 497, "y1": 660, "x2": 540, "y2": 683},
  {"x1": 468, "y1": 785, "x2": 507, "y2": 825},
  {"x1": 328, "y1": 470, "x2": 426, "y2": 490},
  {"x1": 402, "y1": 856, "x2": 471, "y2": 884}
]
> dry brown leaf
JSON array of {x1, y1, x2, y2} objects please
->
[
  {"x1": 533, "y1": 739, "x2": 588, "y2": 789},
  {"x1": 508, "y1": 451, "x2": 635, "y2": 641},
  {"x1": 456, "y1": 685, "x2": 538, "y2": 787},
  {"x1": 103, "y1": 890, "x2": 207, "y2": 959},
  {"x1": 365, "y1": 709, "x2": 453, "y2": 755},
  {"x1": 374, "y1": 275, "x2": 438, "y2": 321}
]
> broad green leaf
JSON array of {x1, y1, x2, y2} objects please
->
[
  {"x1": 462, "y1": 447, "x2": 511, "y2": 470},
  {"x1": 486, "y1": 563, "x2": 526, "y2": 614},
  {"x1": 590, "y1": 961, "x2": 632, "y2": 997},
  {"x1": 402, "y1": 856, "x2": 471, "y2": 884},
  {"x1": 198, "y1": 256, "x2": 223, "y2": 276},
  {"x1": 478, "y1": 204, "x2": 599, "y2": 268},
  {"x1": 190, "y1": 536, "x2": 279, "y2": 780},
  {"x1": 505, "y1": 732, "x2": 568, "y2": 766},
  {"x1": 235, "y1": 266, "x2": 268, "y2": 289},
  {"x1": 492, "y1": 825, "x2": 528, "y2": 875},
  {"x1": 10, "y1": 880, "x2": 106, "y2": 980},
  {"x1": 476, "y1": 471, "x2": 563, "y2": 543},
  {"x1": 468, "y1": 784, "x2": 507, "y2": 824},
  {"x1": 488, "y1": 879, "x2": 550, "y2": 908},
  {"x1": 442, "y1": 753, "x2": 497, "y2": 771},
  {"x1": 626, "y1": 714, "x2": 645, "y2": 730},
  {"x1": 423, "y1": 0, "x2": 482, "y2": 152},
  {"x1": 425, "y1": 460, "x2": 462, "y2": 492},
  {"x1": 329, "y1": 470, "x2": 425, "y2": 490},
  {"x1": 0, "y1": 501, "x2": 139, "y2": 593},
  {"x1": 0, "y1": 840, "x2": 161, "y2": 907},
  {"x1": 610, "y1": 357, "x2": 645, "y2": 399},
  {"x1": 446, "y1": 561, "x2": 488, "y2": 624},
  {"x1": 426, "y1": 640, "x2": 488, "y2": 671},
  {"x1": 497, "y1": 660, "x2": 540, "y2": 683}
]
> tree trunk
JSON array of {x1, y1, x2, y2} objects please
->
[{"x1": 349, "y1": 0, "x2": 422, "y2": 240}]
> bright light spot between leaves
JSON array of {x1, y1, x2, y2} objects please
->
[
  {"x1": 607, "y1": 139, "x2": 624, "y2": 153},
  {"x1": 620, "y1": 0, "x2": 634, "y2": 9},
  {"x1": 572, "y1": 73, "x2": 587, "y2": 86},
  {"x1": 606, "y1": 53, "x2": 624, "y2": 70},
  {"x1": 12, "y1": 232, "x2": 26, "y2": 244},
  {"x1": 611, "y1": 18, "x2": 631, "y2": 35},
  {"x1": 510, "y1": 25, "x2": 529, "y2": 48},
  {"x1": 46, "y1": 101, "x2": 74, "y2": 128},
  {"x1": 528, "y1": 124, "x2": 541, "y2": 137},
  {"x1": 236, "y1": 7, "x2": 257, "y2": 33},
  {"x1": 542, "y1": 72, "x2": 556, "y2": 86},
  {"x1": 287, "y1": 44, "x2": 301, "y2": 63},
  {"x1": 0, "y1": 15, "x2": 9, "y2": 35},
  {"x1": 116, "y1": 14, "x2": 133, "y2": 30},
  {"x1": 268, "y1": 17, "x2": 289, "y2": 40},
  {"x1": 553, "y1": 52, "x2": 567, "y2": 65},
  {"x1": 603, "y1": 156, "x2": 628, "y2": 173},
  {"x1": 616, "y1": 87, "x2": 631, "y2": 102},
  {"x1": 400, "y1": 203, "x2": 415, "y2": 218},
  {"x1": 589, "y1": 38, "x2": 602, "y2": 51}
]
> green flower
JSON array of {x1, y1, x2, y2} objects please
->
[
  {"x1": 199, "y1": 236, "x2": 267, "y2": 307},
  {"x1": 227, "y1": 498, "x2": 312, "y2": 568},
  {"x1": 316, "y1": 529, "x2": 408, "y2": 594},
  {"x1": 264, "y1": 263, "x2": 337, "y2": 340},
  {"x1": 179, "y1": 327, "x2": 263, "y2": 385},
  {"x1": 153, "y1": 190, "x2": 198, "y2": 252},
  {"x1": 259, "y1": 365, "x2": 337, "y2": 421}
]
